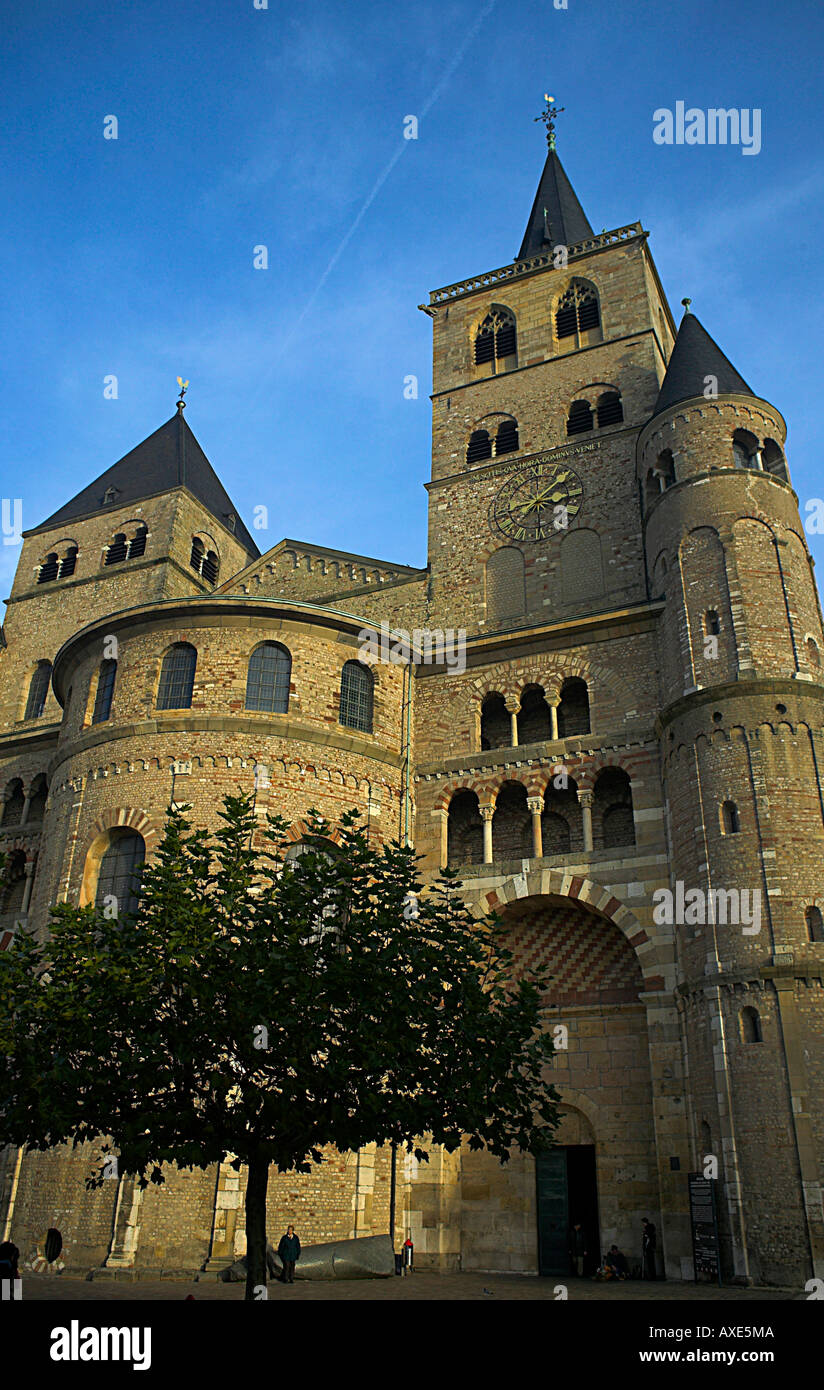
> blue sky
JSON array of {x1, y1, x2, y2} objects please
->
[{"x1": 2, "y1": 0, "x2": 823, "y2": 599}]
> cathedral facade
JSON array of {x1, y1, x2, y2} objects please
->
[{"x1": 2, "y1": 127, "x2": 823, "y2": 1287}]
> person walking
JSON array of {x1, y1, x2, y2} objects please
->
[
  {"x1": 277, "y1": 1225, "x2": 301, "y2": 1284},
  {"x1": 568, "y1": 1220, "x2": 587, "y2": 1277},
  {"x1": 642, "y1": 1218, "x2": 657, "y2": 1280}
]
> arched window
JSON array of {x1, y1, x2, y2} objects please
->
[
  {"x1": 657, "y1": 449, "x2": 676, "y2": 487},
  {"x1": 59, "y1": 547, "x2": 78, "y2": 578},
  {"x1": 467, "y1": 430, "x2": 492, "y2": 464},
  {"x1": 721, "y1": 800, "x2": 741, "y2": 834},
  {"x1": 190, "y1": 536, "x2": 205, "y2": 571},
  {"x1": 543, "y1": 776, "x2": 582, "y2": 855},
  {"x1": 567, "y1": 400, "x2": 593, "y2": 436},
  {"x1": 555, "y1": 281, "x2": 601, "y2": 343},
  {"x1": 91, "y1": 659, "x2": 117, "y2": 724},
  {"x1": 128, "y1": 525, "x2": 147, "y2": 559},
  {"x1": 596, "y1": 392, "x2": 623, "y2": 428},
  {"x1": 339, "y1": 660, "x2": 373, "y2": 733},
  {"x1": 104, "y1": 533, "x2": 129, "y2": 566},
  {"x1": 95, "y1": 830, "x2": 145, "y2": 919},
  {"x1": 541, "y1": 811, "x2": 571, "y2": 855},
  {"x1": 480, "y1": 692, "x2": 510, "y2": 750},
  {"x1": 732, "y1": 429, "x2": 758, "y2": 469},
  {"x1": 703, "y1": 610, "x2": 721, "y2": 636},
  {"x1": 25, "y1": 662, "x2": 52, "y2": 720},
  {"x1": 594, "y1": 768, "x2": 635, "y2": 848},
  {"x1": 739, "y1": 1006, "x2": 762, "y2": 1044},
  {"x1": 447, "y1": 790, "x2": 484, "y2": 866},
  {"x1": 37, "y1": 553, "x2": 59, "y2": 584},
  {"x1": 517, "y1": 685, "x2": 552, "y2": 745},
  {"x1": 762, "y1": 439, "x2": 788, "y2": 482},
  {"x1": 283, "y1": 839, "x2": 344, "y2": 949},
  {"x1": 474, "y1": 308, "x2": 517, "y2": 365},
  {"x1": 645, "y1": 468, "x2": 663, "y2": 507},
  {"x1": 492, "y1": 781, "x2": 532, "y2": 859},
  {"x1": 27, "y1": 774, "x2": 48, "y2": 822},
  {"x1": 557, "y1": 678, "x2": 590, "y2": 737},
  {"x1": 156, "y1": 643, "x2": 197, "y2": 710},
  {"x1": 495, "y1": 419, "x2": 519, "y2": 455},
  {"x1": 805, "y1": 906, "x2": 824, "y2": 942},
  {"x1": 0, "y1": 850, "x2": 27, "y2": 918},
  {"x1": 190, "y1": 537, "x2": 219, "y2": 585},
  {"x1": 805, "y1": 636, "x2": 820, "y2": 667},
  {"x1": 245, "y1": 642, "x2": 291, "y2": 714},
  {"x1": 2, "y1": 779, "x2": 25, "y2": 827}
]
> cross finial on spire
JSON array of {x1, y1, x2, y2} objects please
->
[
  {"x1": 535, "y1": 93, "x2": 565, "y2": 151},
  {"x1": 176, "y1": 376, "x2": 189, "y2": 412}
]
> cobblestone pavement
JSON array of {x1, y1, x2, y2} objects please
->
[{"x1": 19, "y1": 1272, "x2": 796, "y2": 1301}]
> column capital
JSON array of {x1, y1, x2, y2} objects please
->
[
  {"x1": 479, "y1": 805, "x2": 495, "y2": 822},
  {"x1": 526, "y1": 797, "x2": 544, "y2": 814},
  {"x1": 579, "y1": 790, "x2": 593, "y2": 808}
]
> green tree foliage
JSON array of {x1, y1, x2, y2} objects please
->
[{"x1": 0, "y1": 795, "x2": 560, "y2": 1298}]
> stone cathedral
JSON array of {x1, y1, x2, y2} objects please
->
[{"x1": 1, "y1": 114, "x2": 823, "y2": 1287}]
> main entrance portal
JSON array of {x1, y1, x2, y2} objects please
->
[{"x1": 536, "y1": 1145, "x2": 599, "y2": 1276}]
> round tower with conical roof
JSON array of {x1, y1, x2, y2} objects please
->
[{"x1": 639, "y1": 306, "x2": 824, "y2": 1284}]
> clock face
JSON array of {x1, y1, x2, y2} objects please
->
[{"x1": 489, "y1": 458, "x2": 584, "y2": 542}]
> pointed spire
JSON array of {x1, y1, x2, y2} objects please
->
[
  {"x1": 653, "y1": 307, "x2": 755, "y2": 416},
  {"x1": 518, "y1": 98, "x2": 593, "y2": 259},
  {"x1": 34, "y1": 412, "x2": 259, "y2": 556}
]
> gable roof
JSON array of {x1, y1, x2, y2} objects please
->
[{"x1": 33, "y1": 409, "x2": 259, "y2": 556}]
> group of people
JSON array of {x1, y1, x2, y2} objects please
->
[{"x1": 568, "y1": 1217, "x2": 658, "y2": 1281}]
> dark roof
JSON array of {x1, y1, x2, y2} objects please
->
[
  {"x1": 34, "y1": 410, "x2": 259, "y2": 556},
  {"x1": 517, "y1": 149, "x2": 594, "y2": 260},
  {"x1": 653, "y1": 311, "x2": 754, "y2": 416}
]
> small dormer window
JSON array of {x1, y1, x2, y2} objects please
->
[
  {"x1": 225, "y1": 514, "x2": 237, "y2": 535},
  {"x1": 103, "y1": 487, "x2": 119, "y2": 505}
]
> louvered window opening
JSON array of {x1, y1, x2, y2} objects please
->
[
  {"x1": 474, "y1": 313, "x2": 516, "y2": 364},
  {"x1": 597, "y1": 394, "x2": 624, "y2": 427},
  {"x1": 59, "y1": 549, "x2": 78, "y2": 578},
  {"x1": 92, "y1": 660, "x2": 117, "y2": 724},
  {"x1": 190, "y1": 538, "x2": 204, "y2": 570},
  {"x1": 95, "y1": 832, "x2": 145, "y2": 918},
  {"x1": 556, "y1": 294, "x2": 600, "y2": 339},
  {"x1": 129, "y1": 528, "x2": 147, "y2": 558},
  {"x1": 157, "y1": 645, "x2": 197, "y2": 710},
  {"x1": 201, "y1": 551, "x2": 219, "y2": 585},
  {"x1": 474, "y1": 331, "x2": 495, "y2": 365},
  {"x1": 105, "y1": 535, "x2": 128, "y2": 566},
  {"x1": 467, "y1": 431, "x2": 492, "y2": 464},
  {"x1": 496, "y1": 421, "x2": 519, "y2": 454},
  {"x1": 567, "y1": 402, "x2": 593, "y2": 436},
  {"x1": 25, "y1": 663, "x2": 52, "y2": 720},
  {"x1": 245, "y1": 643, "x2": 291, "y2": 713},
  {"x1": 38, "y1": 554, "x2": 59, "y2": 584},
  {"x1": 339, "y1": 661, "x2": 373, "y2": 733}
]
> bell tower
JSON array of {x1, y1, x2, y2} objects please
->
[{"x1": 421, "y1": 98, "x2": 676, "y2": 636}]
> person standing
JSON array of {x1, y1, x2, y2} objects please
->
[
  {"x1": 277, "y1": 1225, "x2": 301, "y2": 1284},
  {"x1": 642, "y1": 1218, "x2": 657, "y2": 1280},
  {"x1": 568, "y1": 1220, "x2": 587, "y2": 1277}
]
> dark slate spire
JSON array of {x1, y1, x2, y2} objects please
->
[
  {"x1": 653, "y1": 305, "x2": 755, "y2": 416},
  {"x1": 518, "y1": 148, "x2": 594, "y2": 260},
  {"x1": 35, "y1": 410, "x2": 259, "y2": 556}
]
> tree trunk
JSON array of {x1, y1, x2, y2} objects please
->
[{"x1": 244, "y1": 1149, "x2": 269, "y2": 1302}]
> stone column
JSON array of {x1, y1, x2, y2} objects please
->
[
  {"x1": 580, "y1": 791, "x2": 594, "y2": 852},
  {"x1": 20, "y1": 862, "x2": 34, "y2": 915},
  {"x1": 19, "y1": 789, "x2": 32, "y2": 827},
  {"x1": 527, "y1": 797, "x2": 543, "y2": 859},
  {"x1": 480, "y1": 806, "x2": 494, "y2": 864},
  {"x1": 549, "y1": 704, "x2": 559, "y2": 741},
  {"x1": 506, "y1": 702, "x2": 519, "y2": 747},
  {"x1": 433, "y1": 808, "x2": 449, "y2": 870}
]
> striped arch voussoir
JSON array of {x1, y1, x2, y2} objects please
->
[
  {"x1": 468, "y1": 868, "x2": 663, "y2": 988},
  {"x1": 286, "y1": 819, "x2": 344, "y2": 846},
  {"x1": 86, "y1": 807, "x2": 162, "y2": 853}
]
